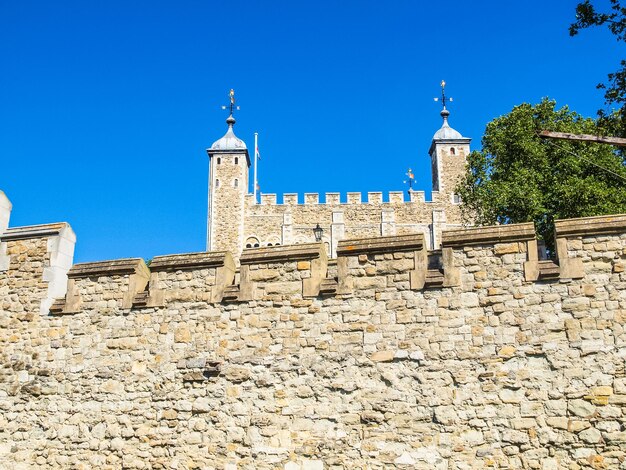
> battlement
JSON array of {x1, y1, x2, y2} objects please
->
[
  {"x1": 3, "y1": 188, "x2": 626, "y2": 468},
  {"x1": 247, "y1": 190, "x2": 431, "y2": 206},
  {"x1": 2, "y1": 194, "x2": 624, "y2": 312}
]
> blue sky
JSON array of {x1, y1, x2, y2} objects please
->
[{"x1": 1, "y1": 0, "x2": 623, "y2": 262}]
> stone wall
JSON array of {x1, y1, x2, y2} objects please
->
[
  {"x1": 243, "y1": 190, "x2": 462, "y2": 257},
  {"x1": 1, "y1": 198, "x2": 626, "y2": 469}
]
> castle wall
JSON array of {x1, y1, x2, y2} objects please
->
[
  {"x1": 2, "y1": 205, "x2": 626, "y2": 469},
  {"x1": 243, "y1": 190, "x2": 463, "y2": 255}
]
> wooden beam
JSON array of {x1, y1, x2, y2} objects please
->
[{"x1": 539, "y1": 130, "x2": 626, "y2": 147}]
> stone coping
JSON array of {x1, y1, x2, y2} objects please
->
[
  {"x1": 442, "y1": 222, "x2": 535, "y2": 247},
  {"x1": 336, "y1": 233, "x2": 424, "y2": 256},
  {"x1": 150, "y1": 251, "x2": 232, "y2": 272},
  {"x1": 555, "y1": 214, "x2": 626, "y2": 238},
  {"x1": 240, "y1": 243, "x2": 324, "y2": 264},
  {"x1": 68, "y1": 258, "x2": 147, "y2": 279},
  {"x1": 1, "y1": 222, "x2": 71, "y2": 241}
]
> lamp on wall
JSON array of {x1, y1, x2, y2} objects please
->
[{"x1": 313, "y1": 224, "x2": 323, "y2": 242}]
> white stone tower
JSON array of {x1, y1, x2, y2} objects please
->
[
  {"x1": 429, "y1": 82, "x2": 470, "y2": 204},
  {"x1": 428, "y1": 81, "x2": 471, "y2": 247},
  {"x1": 206, "y1": 91, "x2": 250, "y2": 255}
]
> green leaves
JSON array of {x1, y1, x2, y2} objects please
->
[
  {"x1": 456, "y1": 99, "x2": 626, "y2": 250},
  {"x1": 571, "y1": 1, "x2": 626, "y2": 136}
]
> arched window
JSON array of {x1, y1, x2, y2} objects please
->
[
  {"x1": 215, "y1": 179, "x2": 220, "y2": 188},
  {"x1": 217, "y1": 157, "x2": 221, "y2": 165},
  {"x1": 450, "y1": 147, "x2": 456, "y2": 155},
  {"x1": 267, "y1": 243, "x2": 273, "y2": 247},
  {"x1": 245, "y1": 237, "x2": 260, "y2": 249},
  {"x1": 234, "y1": 157, "x2": 239, "y2": 165},
  {"x1": 234, "y1": 179, "x2": 239, "y2": 188}
]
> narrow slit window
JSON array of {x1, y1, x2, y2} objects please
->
[
  {"x1": 217, "y1": 157, "x2": 221, "y2": 165},
  {"x1": 215, "y1": 179, "x2": 220, "y2": 188},
  {"x1": 234, "y1": 157, "x2": 239, "y2": 165},
  {"x1": 234, "y1": 179, "x2": 239, "y2": 188},
  {"x1": 450, "y1": 147, "x2": 456, "y2": 155}
]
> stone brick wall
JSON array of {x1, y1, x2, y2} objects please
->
[
  {"x1": 2, "y1": 207, "x2": 626, "y2": 469},
  {"x1": 243, "y1": 191, "x2": 462, "y2": 257}
]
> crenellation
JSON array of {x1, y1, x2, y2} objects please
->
[
  {"x1": 388, "y1": 191, "x2": 404, "y2": 204},
  {"x1": 260, "y1": 193, "x2": 277, "y2": 205},
  {"x1": 409, "y1": 190, "x2": 425, "y2": 202},
  {"x1": 325, "y1": 192, "x2": 340, "y2": 204},
  {"x1": 283, "y1": 193, "x2": 298, "y2": 205},
  {"x1": 347, "y1": 192, "x2": 361, "y2": 204},
  {"x1": 304, "y1": 193, "x2": 319, "y2": 204},
  {"x1": 367, "y1": 191, "x2": 383, "y2": 204}
]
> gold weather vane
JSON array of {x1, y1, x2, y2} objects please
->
[
  {"x1": 433, "y1": 80, "x2": 453, "y2": 110},
  {"x1": 221, "y1": 88, "x2": 240, "y2": 116}
]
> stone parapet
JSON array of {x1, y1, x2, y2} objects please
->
[
  {"x1": 441, "y1": 222, "x2": 536, "y2": 247},
  {"x1": 238, "y1": 243, "x2": 327, "y2": 300},
  {"x1": 555, "y1": 213, "x2": 626, "y2": 237},
  {"x1": 553, "y1": 214, "x2": 626, "y2": 280},
  {"x1": 336, "y1": 233, "x2": 425, "y2": 255},
  {"x1": 0, "y1": 221, "x2": 75, "y2": 315},
  {"x1": 147, "y1": 251, "x2": 235, "y2": 305},
  {"x1": 336, "y1": 233, "x2": 431, "y2": 293},
  {"x1": 59, "y1": 258, "x2": 149, "y2": 314}
]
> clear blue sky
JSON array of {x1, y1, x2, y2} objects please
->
[{"x1": 1, "y1": 0, "x2": 622, "y2": 262}]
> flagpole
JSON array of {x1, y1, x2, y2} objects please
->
[{"x1": 253, "y1": 132, "x2": 259, "y2": 203}]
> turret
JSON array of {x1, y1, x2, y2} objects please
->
[
  {"x1": 206, "y1": 90, "x2": 250, "y2": 256},
  {"x1": 428, "y1": 81, "x2": 471, "y2": 247},
  {"x1": 429, "y1": 82, "x2": 471, "y2": 202}
]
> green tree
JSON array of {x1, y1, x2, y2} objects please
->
[
  {"x1": 457, "y1": 99, "x2": 626, "y2": 249},
  {"x1": 570, "y1": 0, "x2": 626, "y2": 135}
]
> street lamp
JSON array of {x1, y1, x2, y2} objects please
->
[{"x1": 313, "y1": 224, "x2": 323, "y2": 242}]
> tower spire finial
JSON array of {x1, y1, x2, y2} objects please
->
[
  {"x1": 434, "y1": 80, "x2": 453, "y2": 125},
  {"x1": 221, "y1": 88, "x2": 240, "y2": 127}
]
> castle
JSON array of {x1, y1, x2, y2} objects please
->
[
  {"x1": 206, "y1": 89, "x2": 469, "y2": 259},
  {"x1": 1, "y1": 93, "x2": 626, "y2": 468}
]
